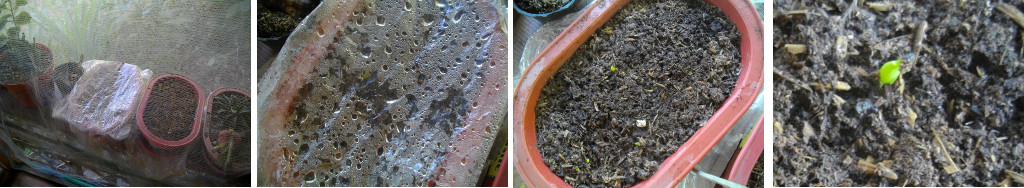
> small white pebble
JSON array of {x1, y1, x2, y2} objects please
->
[{"x1": 637, "y1": 120, "x2": 647, "y2": 127}]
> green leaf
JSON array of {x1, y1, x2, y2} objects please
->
[
  {"x1": 13, "y1": 12, "x2": 28, "y2": 25},
  {"x1": 610, "y1": 65, "x2": 618, "y2": 71},
  {"x1": 879, "y1": 60, "x2": 901, "y2": 85},
  {"x1": 15, "y1": 0, "x2": 25, "y2": 6},
  {"x1": 0, "y1": 14, "x2": 11, "y2": 25},
  {"x1": 6, "y1": 26, "x2": 17, "y2": 38}
]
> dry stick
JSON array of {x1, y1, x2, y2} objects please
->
[
  {"x1": 774, "y1": 68, "x2": 812, "y2": 91},
  {"x1": 933, "y1": 132, "x2": 961, "y2": 174},
  {"x1": 996, "y1": 3, "x2": 1024, "y2": 58},
  {"x1": 908, "y1": 21, "x2": 928, "y2": 70}
]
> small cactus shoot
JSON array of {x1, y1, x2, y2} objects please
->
[{"x1": 879, "y1": 60, "x2": 901, "y2": 85}]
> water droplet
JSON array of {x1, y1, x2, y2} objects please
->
[
  {"x1": 304, "y1": 171, "x2": 316, "y2": 183},
  {"x1": 376, "y1": 15, "x2": 386, "y2": 26},
  {"x1": 421, "y1": 14, "x2": 435, "y2": 26},
  {"x1": 360, "y1": 46, "x2": 372, "y2": 58}
]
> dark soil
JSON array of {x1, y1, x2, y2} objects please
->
[
  {"x1": 774, "y1": 0, "x2": 1024, "y2": 186},
  {"x1": 143, "y1": 78, "x2": 198, "y2": 141},
  {"x1": 207, "y1": 91, "x2": 250, "y2": 170},
  {"x1": 514, "y1": 0, "x2": 570, "y2": 14},
  {"x1": 534, "y1": 0, "x2": 741, "y2": 186},
  {"x1": 257, "y1": 0, "x2": 320, "y2": 38}
]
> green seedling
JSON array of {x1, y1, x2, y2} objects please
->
[
  {"x1": 610, "y1": 65, "x2": 618, "y2": 72},
  {"x1": 879, "y1": 60, "x2": 901, "y2": 85},
  {"x1": 586, "y1": 158, "x2": 590, "y2": 163},
  {"x1": 575, "y1": 167, "x2": 581, "y2": 172},
  {"x1": 634, "y1": 142, "x2": 641, "y2": 146}
]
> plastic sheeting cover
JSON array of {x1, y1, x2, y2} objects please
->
[
  {"x1": 52, "y1": 60, "x2": 151, "y2": 141},
  {"x1": 258, "y1": 0, "x2": 507, "y2": 186}
]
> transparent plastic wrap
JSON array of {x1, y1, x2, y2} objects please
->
[
  {"x1": 52, "y1": 60, "x2": 151, "y2": 141},
  {"x1": 0, "y1": 0, "x2": 249, "y2": 186},
  {"x1": 258, "y1": 0, "x2": 507, "y2": 186}
]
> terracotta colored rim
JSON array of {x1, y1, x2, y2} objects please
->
[
  {"x1": 491, "y1": 147, "x2": 510, "y2": 187},
  {"x1": 138, "y1": 137, "x2": 178, "y2": 159},
  {"x1": 723, "y1": 115, "x2": 764, "y2": 184},
  {"x1": 203, "y1": 87, "x2": 250, "y2": 170},
  {"x1": 512, "y1": 0, "x2": 764, "y2": 187},
  {"x1": 136, "y1": 73, "x2": 205, "y2": 150}
]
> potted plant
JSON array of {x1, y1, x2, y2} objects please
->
[
  {"x1": 0, "y1": 0, "x2": 54, "y2": 107},
  {"x1": 135, "y1": 73, "x2": 204, "y2": 158},
  {"x1": 202, "y1": 87, "x2": 250, "y2": 175},
  {"x1": 512, "y1": 0, "x2": 763, "y2": 187}
]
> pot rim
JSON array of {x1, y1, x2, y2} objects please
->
[
  {"x1": 512, "y1": 0, "x2": 764, "y2": 187},
  {"x1": 136, "y1": 73, "x2": 205, "y2": 150},
  {"x1": 723, "y1": 115, "x2": 764, "y2": 184}
]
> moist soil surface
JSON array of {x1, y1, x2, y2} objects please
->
[
  {"x1": 774, "y1": 0, "x2": 1024, "y2": 186},
  {"x1": 143, "y1": 78, "x2": 198, "y2": 141},
  {"x1": 514, "y1": 0, "x2": 570, "y2": 14},
  {"x1": 535, "y1": 0, "x2": 741, "y2": 186}
]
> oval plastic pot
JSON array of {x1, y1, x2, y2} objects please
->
[
  {"x1": 136, "y1": 73, "x2": 204, "y2": 155},
  {"x1": 1, "y1": 43, "x2": 54, "y2": 108},
  {"x1": 513, "y1": 0, "x2": 582, "y2": 21},
  {"x1": 723, "y1": 115, "x2": 764, "y2": 185},
  {"x1": 202, "y1": 87, "x2": 250, "y2": 174},
  {"x1": 512, "y1": 0, "x2": 764, "y2": 187}
]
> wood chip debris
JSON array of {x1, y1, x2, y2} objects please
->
[
  {"x1": 784, "y1": 44, "x2": 807, "y2": 54},
  {"x1": 857, "y1": 157, "x2": 899, "y2": 180},
  {"x1": 834, "y1": 81, "x2": 851, "y2": 91},
  {"x1": 866, "y1": 2, "x2": 893, "y2": 12}
]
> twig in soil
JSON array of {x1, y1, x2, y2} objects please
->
[
  {"x1": 933, "y1": 132, "x2": 961, "y2": 174},
  {"x1": 1006, "y1": 170, "x2": 1024, "y2": 184},
  {"x1": 773, "y1": 68, "x2": 812, "y2": 91},
  {"x1": 909, "y1": 21, "x2": 928, "y2": 70},
  {"x1": 996, "y1": 3, "x2": 1024, "y2": 29},
  {"x1": 866, "y1": 2, "x2": 892, "y2": 12}
]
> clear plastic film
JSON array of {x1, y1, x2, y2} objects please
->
[
  {"x1": 258, "y1": 0, "x2": 507, "y2": 186},
  {"x1": 51, "y1": 60, "x2": 151, "y2": 141},
  {"x1": 0, "y1": 0, "x2": 249, "y2": 186}
]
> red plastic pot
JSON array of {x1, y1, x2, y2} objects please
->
[
  {"x1": 512, "y1": 0, "x2": 764, "y2": 187},
  {"x1": 136, "y1": 73, "x2": 205, "y2": 156},
  {"x1": 202, "y1": 87, "x2": 250, "y2": 173},
  {"x1": 1, "y1": 43, "x2": 54, "y2": 107},
  {"x1": 723, "y1": 115, "x2": 764, "y2": 185}
]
